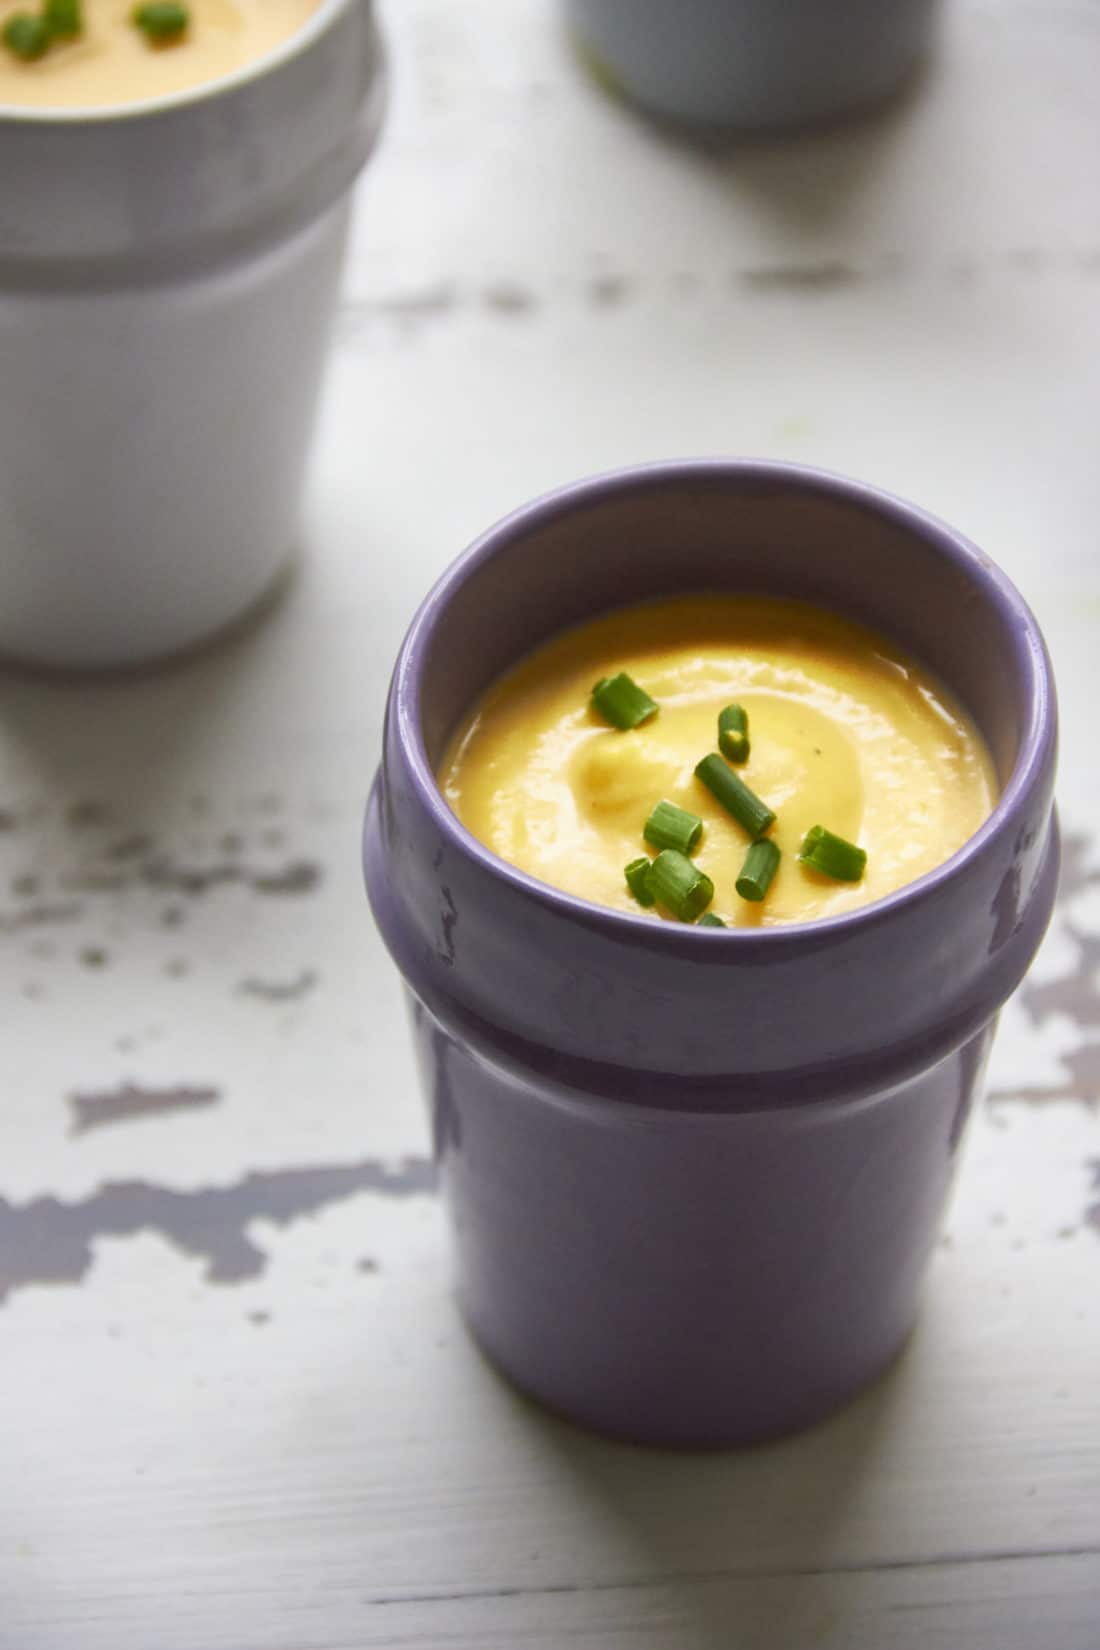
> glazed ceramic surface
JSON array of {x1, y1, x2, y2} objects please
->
[
  {"x1": 0, "y1": 0, "x2": 386, "y2": 668},
  {"x1": 565, "y1": 0, "x2": 942, "y2": 130},
  {"x1": 365, "y1": 461, "x2": 1059, "y2": 1445}
]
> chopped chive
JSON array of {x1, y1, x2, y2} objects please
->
[
  {"x1": 43, "y1": 0, "x2": 81, "y2": 37},
  {"x1": 798, "y1": 825, "x2": 866, "y2": 882},
  {"x1": 696, "y1": 912, "x2": 726, "y2": 928},
  {"x1": 643, "y1": 799, "x2": 703, "y2": 856},
  {"x1": 591, "y1": 672, "x2": 658, "y2": 731},
  {"x1": 132, "y1": 1, "x2": 189, "y2": 40},
  {"x1": 624, "y1": 856, "x2": 655, "y2": 908},
  {"x1": 718, "y1": 703, "x2": 750, "y2": 764},
  {"x1": 694, "y1": 753, "x2": 776, "y2": 839},
  {"x1": 736, "y1": 838, "x2": 781, "y2": 903},
  {"x1": 650, "y1": 849, "x2": 714, "y2": 922},
  {"x1": 3, "y1": 12, "x2": 51, "y2": 57}
]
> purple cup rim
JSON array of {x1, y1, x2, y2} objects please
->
[{"x1": 394, "y1": 458, "x2": 1056, "y2": 957}]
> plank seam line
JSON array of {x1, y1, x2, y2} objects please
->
[{"x1": 361, "y1": 1544, "x2": 1100, "y2": 1608}]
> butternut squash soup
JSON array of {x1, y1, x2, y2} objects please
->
[
  {"x1": 440, "y1": 596, "x2": 996, "y2": 928},
  {"x1": 0, "y1": 0, "x2": 320, "y2": 109}
]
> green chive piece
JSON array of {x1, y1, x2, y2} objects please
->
[
  {"x1": 650, "y1": 849, "x2": 714, "y2": 922},
  {"x1": 132, "y1": 1, "x2": 189, "y2": 40},
  {"x1": 3, "y1": 12, "x2": 51, "y2": 57},
  {"x1": 694, "y1": 753, "x2": 776, "y2": 839},
  {"x1": 624, "y1": 856, "x2": 655, "y2": 908},
  {"x1": 798, "y1": 824, "x2": 867, "y2": 882},
  {"x1": 696, "y1": 912, "x2": 726, "y2": 928},
  {"x1": 43, "y1": 0, "x2": 81, "y2": 37},
  {"x1": 736, "y1": 838, "x2": 781, "y2": 903},
  {"x1": 643, "y1": 799, "x2": 703, "y2": 856},
  {"x1": 718, "y1": 702, "x2": 750, "y2": 764},
  {"x1": 591, "y1": 672, "x2": 658, "y2": 731}
]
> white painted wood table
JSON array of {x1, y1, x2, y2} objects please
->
[{"x1": 2, "y1": 3, "x2": 1098, "y2": 1645}]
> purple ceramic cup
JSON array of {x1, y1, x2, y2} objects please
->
[{"x1": 364, "y1": 461, "x2": 1058, "y2": 1448}]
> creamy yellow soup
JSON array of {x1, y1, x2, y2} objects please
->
[
  {"x1": 441, "y1": 597, "x2": 997, "y2": 929},
  {"x1": 0, "y1": 0, "x2": 319, "y2": 110}
]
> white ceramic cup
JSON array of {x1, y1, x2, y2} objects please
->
[{"x1": 0, "y1": 0, "x2": 386, "y2": 669}]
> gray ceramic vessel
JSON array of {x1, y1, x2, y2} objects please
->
[
  {"x1": 565, "y1": 0, "x2": 942, "y2": 131},
  {"x1": 364, "y1": 461, "x2": 1058, "y2": 1447}
]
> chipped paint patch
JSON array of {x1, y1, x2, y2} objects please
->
[
  {"x1": 60, "y1": 868, "x2": 129, "y2": 893},
  {"x1": 1053, "y1": 832, "x2": 1100, "y2": 904},
  {"x1": 587, "y1": 273, "x2": 632, "y2": 307},
  {"x1": 0, "y1": 902, "x2": 83, "y2": 933},
  {"x1": 141, "y1": 856, "x2": 322, "y2": 897},
  {"x1": 989, "y1": 831, "x2": 1099, "y2": 1108},
  {"x1": 251, "y1": 861, "x2": 321, "y2": 895},
  {"x1": 482, "y1": 282, "x2": 538, "y2": 315},
  {"x1": 370, "y1": 285, "x2": 458, "y2": 322},
  {"x1": 1085, "y1": 1161, "x2": 1100, "y2": 1238},
  {"x1": 106, "y1": 833, "x2": 154, "y2": 862},
  {"x1": 0, "y1": 1157, "x2": 435, "y2": 1305},
  {"x1": 1022, "y1": 922, "x2": 1100, "y2": 1031},
  {"x1": 332, "y1": 246, "x2": 1100, "y2": 341},
  {"x1": 68, "y1": 1081, "x2": 221, "y2": 1137},
  {"x1": 989, "y1": 1044, "x2": 1100, "y2": 1111},
  {"x1": 67, "y1": 801, "x2": 109, "y2": 830},
  {"x1": 739, "y1": 261, "x2": 860, "y2": 294},
  {"x1": 238, "y1": 970, "x2": 318, "y2": 1002},
  {"x1": 0, "y1": 803, "x2": 324, "y2": 918}
]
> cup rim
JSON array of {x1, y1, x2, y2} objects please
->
[
  {"x1": 0, "y1": 0, "x2": 359, "y2": 125},
  {"x1": 394, "y1": 459, "x2": 1055, "y2": 956}
]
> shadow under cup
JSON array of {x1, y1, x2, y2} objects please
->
[{"x1": 365, "y1": 462, "x2": 1059, "y2": 1447}]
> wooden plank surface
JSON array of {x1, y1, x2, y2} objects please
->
[{"x1": 2, "y1": 2, "x2": 1098, "y2": 1645}]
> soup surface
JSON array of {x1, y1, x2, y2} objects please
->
[
  {"x1": 0, "y1": 0, "x2": 319, "y2": 109},
  {"x1": 440, "y1": 596, "x2": 996, "y2": 928}
]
